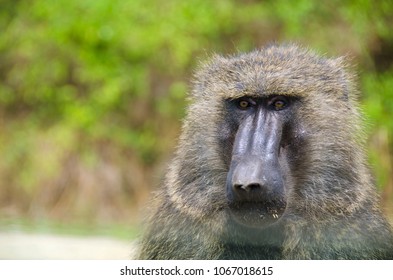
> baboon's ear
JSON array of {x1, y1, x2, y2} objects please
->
[{"x1": 331, "y1": 56, "x2": 354, "y2": 102}]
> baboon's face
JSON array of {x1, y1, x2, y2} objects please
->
[
  {"x1": 183, "y1": 47, "x2": 355, "y2": 230},
  {"x1": 221, "y1": 94, "x2": 304, "y2": 228}
]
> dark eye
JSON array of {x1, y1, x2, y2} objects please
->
[{"x1": 270, "y1": 96, "x2": 288, "y2": 111}]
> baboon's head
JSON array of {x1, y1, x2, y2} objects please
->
[{"x1": 169, "y1": 44, "x2": 362, "y2": 230}]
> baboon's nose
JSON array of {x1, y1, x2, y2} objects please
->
[
  {"x1": 226, "y1": 156, "x2": 287, "y2": 228},
  {"x1": 227, "y1": 155, "x2": 286, "y2": 204},
  {"x1": 229, "y1": 159, "x2": 272, "y2": 202},
  {"x1": 231, "y1": 181, "x2": 267, "y2": 202},
  {"x1": 234, "y1": 183, "x2": 263, "y2": 193}
]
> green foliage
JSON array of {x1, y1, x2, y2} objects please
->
[
  {"x1": 0, "y1": 0, "x2": 392, "y2": 223},
  {"x1": 363, "y1": 73, "x2": 393, "y2": 131}
]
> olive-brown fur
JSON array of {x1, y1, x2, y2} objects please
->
[{"x1": 138, "y1": 44, "x2": 393, "y2": 259}]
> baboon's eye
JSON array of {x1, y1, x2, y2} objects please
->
[
  {"x1": 236, "y1": 98, "x2": 255, "y2": 110},
  {"x1": 239, "y1": 100, "x2": 250, "y2": 109},
  {"x1": 269, "y1": 96, "x2": 288, "y2": 111}
]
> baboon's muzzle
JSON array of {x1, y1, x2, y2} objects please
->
[{"x1": 226, "y1": 108, "x2": 287, "y2": 228}]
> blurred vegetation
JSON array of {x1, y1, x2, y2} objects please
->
[{"x1": 0, "y1": 0, "x2": 392, "y2": 232}]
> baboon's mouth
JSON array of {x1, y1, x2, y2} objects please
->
[{"x1": 228, "y1": 201, "x2": 286, "y2": 228}]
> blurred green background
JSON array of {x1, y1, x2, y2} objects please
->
[{"x1": 0, "y1": 0, "x2": 393, "y2": 239}]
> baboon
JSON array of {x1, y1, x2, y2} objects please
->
[{"x1": 138, "y1": 44, "x2": 393, "y2": 259}]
